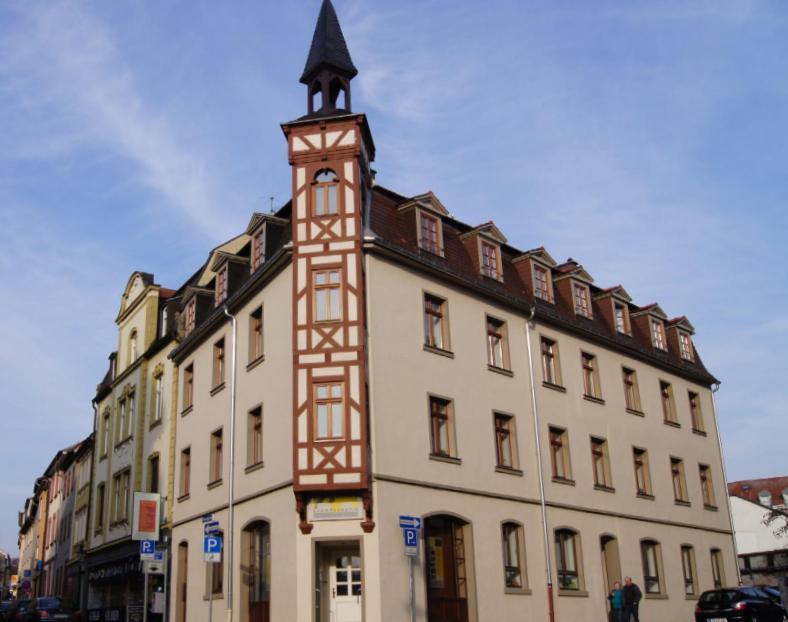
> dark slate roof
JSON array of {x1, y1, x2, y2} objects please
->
[{"x1": 300, "y1": 0, "x2": 358, "y2": 84}]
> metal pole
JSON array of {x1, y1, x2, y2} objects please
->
[
  {"x1": 524, "y1": 312, "x2": 556, "y2": 622},
  {"x1": 162, "y1": 542, "x2": 169, "y2": 622},
  {"x1": 223, "y1": 308, "x2": 238, "y2": 621},
  {"x1": 409, "y1": 555, "x2": 416, "y2": 622},
  {"x1": 208, "y1": 576, "x2": 213, "y2": 622},
  {"x1": 143, "y1": 571, "x2": 149, "y2": 622},
  {"x1": 710, "y1": 383, "x2": 742, "y2": 585}
]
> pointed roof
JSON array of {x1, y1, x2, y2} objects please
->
[{"x1": 300, "y1": 0, "x2": 358, "y2": 84}]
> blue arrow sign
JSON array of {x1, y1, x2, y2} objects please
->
[
  {"x1": 399, "y1": 515, "x2": 422, "y2": 530},
  {"x1": 201, "y1": 514, "x2": 213, "y2": 523},
  {"x1": 204, "y1": 520, "x2": 221, "y2": 535}
]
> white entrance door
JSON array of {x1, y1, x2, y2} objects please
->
[{"x1": 329, "y1": 552, "x2": 362, "y2": 622}]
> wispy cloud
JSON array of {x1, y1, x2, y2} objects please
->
[{"x1": 0, "y1": 1, "x2": 231, "y2": 236}]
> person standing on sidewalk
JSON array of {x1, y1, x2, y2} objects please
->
[
  {"x1": 622, "y1": 576, "x2": 642, "y2": 622},
  {"x1": 608, "y1": 581, "x2": 624, "y2": 622}
]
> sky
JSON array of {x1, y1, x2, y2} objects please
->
[{"x1": 0, "y1": 0, "x2": 786, "y2": 554}]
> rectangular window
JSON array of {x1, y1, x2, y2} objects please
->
[
  {"x1": 700, "y1": 464, "x2": 716, "y2": 507},
  {"x1": 550, "y1": 427, "x2": 571, "y2": 481},
  {"x1": 671, "y1": 458, "x2": 688, "y2": 502},
  {"x1": 573, "y1": 283, "x2": 592, "y2": 318},
  {"x1": 533, "y1": 264, "x2": 552, "y2": 302},
  {"x1": 183, "y1": 364, "x2": 194, "y2": 410},
  {"x1": 116, "y1": 398, "x2": 126, "y2": 444},
  {"x1": 711, "y1": 549, "x2": 725, "y2": 588},
  {"x1": 419, "y1": 212, "x2": 441, "y2": 255},
  {"x1": 614, "y1": 302, "x2": 630, "y2": 334},
  {"x1": 423, "y1": 294, "x2": 449, "y2": 350},
  {"x1": 315, "y1": 383, "x2": 344, "y2": 440},
  {"x1": 641, "y1": 541, "x2": 663, "y2": 594},
  {"x1": 660, "y1": 381, "x2": 678, "y2": 424},
  {"x1": 313, "y1": 172, "x2": 338, "y2": 216},
  {"x1": 179, "y1": 447, "x2": 191, "y2": 498},
  {"x1": 152, "y1": 374, "x2": 163, "y2": 423},
  {"x1": 314, "y1": 270, "x2": 341, "y2": 321},
  {"x1": 486, "y1": 316, "x2": 509, "y2": 370},
  {"x1": 651, "y1": 319, "x2": 667, "y2": 350},
  {"x1": 502, "y1": 523, "x2": 525, "y2": 589},
  {"x1": 689, "y1": 392, "x2": 704, "y2": 432},
  {"x1": 101, "y1": 411, "x2": 111, "y2": 456},
  {"x1": 148, "y1": 455, "x2": 160, "y2": 494},
  {"x1": 555, "y1": 530, "x2": 581, "y2": 590},
  {"x1": 247, "y1": 406, "x2": 263, "y2": 467},
  {"x1": 249, "y1": 306, "x2": 264, "y2": 363},
  {"x1": 184, "y1": 298, "x2": 196, "y2": 335},
  {"x1": 591, "y1": 437, "x2": 612, "y2": 488},
  {"x1": 95, "y1": 483, "x2": 105, "y2": 531},
  {"x1": 679, "y1": 331, "x2": 694, "y2": 361},
  {"x1": 429, "y1": 396, "x2": 455, "y2": 458},
  {"x1": 494, "y1": 413, "x2": 516, "y2": 469},
  {"x1": 481, "y1": 241, "x2": 501, "y2": 279},
  {"x1": 127, "y1": 393, "x2": 135, "y2": 438},
  {"x1": 622, "y1": 367, "x2": 641, "y2": 412},
  {"x1": 210, "y1": 429, "x2": 223, "y2": 484},
  {"x1": 252, "y1": 227, "x2": 265, "y2": 271},
  {"x1": 681, "y1": 546, "x2": 696, "y2": 596},
  {"x1": 541, "y1": 337, "x2": 561, "y2": 386},
  {"x1": 581, "y1": 353, "x2": 601, "y2": 399},
  {"x1": 215, "y1": 266, "x2": 228, "y2": 306},
  {"x1": 633, "y1": 448, "x2": 652, "y2": 496},
  {"x1": 213, "y1": 339, "x2": 225, "y2": 389},
  {"x1": 111, "y1": 470, "x2": 130, "y2": 523}
]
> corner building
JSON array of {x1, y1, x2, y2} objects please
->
[{"x1": 169, "y1": 2, "x2": 735, "y2": 621}]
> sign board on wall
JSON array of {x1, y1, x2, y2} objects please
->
[
  {"x1": 131, "y1": 492, "x2": 161, "y2": 541},
  {"x1": 307, "y1": 496, "x2": 364, "y2": 521}
]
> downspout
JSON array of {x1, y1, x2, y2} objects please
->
[
  {"x1": 524, "y1": 308, "x2": 555, "y2": 622},
  {"x1": 710, "y1": 382, "x2": 741, "y2": 585},
  {"x1": 223, "y1": 308, "x2": 238, "y2": 622}
]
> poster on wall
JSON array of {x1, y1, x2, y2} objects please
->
[
  {"x1": 131, "y1": 492, "x2": 161, "y2": 541},
  {"x1": 427, "y1": 537, "x2": 445, "y2": 589}
]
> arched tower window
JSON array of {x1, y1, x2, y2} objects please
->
[
  {"x1": 313, "y1": 169, "x2": 339, "y2": 216},
  {"x1": 129, "y1": 330, "x2": 138, "y2": 364}
]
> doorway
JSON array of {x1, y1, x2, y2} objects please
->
[
  {"x1": 425, "y1": 515, "x2": 471, "y2": 622},
  {"x1": 315, "y1": 542, "x2": 362, "y2": 622},
  {"x1": 601, "y1": 535, "x2": 622, "y2": 619},
  {"x1": 176, "y1": 542, "x2": 188, "y2": 622},
  {"x1": 241, "y1": 521, "x2": 271, "y2": 622}
]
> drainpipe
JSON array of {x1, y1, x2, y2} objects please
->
[
  {"x1": 710, "y1": 382, "x2": 741, "y2": 586},
  {"x1": 524, "y1": 308, "x2": 555, "y2": 622},
  {"x1": 223, "y1": 308, "x2": 238, "y2": 622}
]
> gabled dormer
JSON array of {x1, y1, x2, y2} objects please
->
[
  {"x1": 594, "y1": 285, "x2": 633, "y2": 336},
  {"x1": 211, "y1": 252, "x2": 250, "y2": 306},
  {"x1": 631, "y1": 303, "x2": 669, "y2": 352},
  {"x1": 460, "y1": 221, "x2": 507, "y2": 282},
  {"x1": 553, "y1": 260, "x2": 594, "y2": 319},
  {"x1": 246, "y1": 212, "x2": 289, "y2": 272},
  {"x1": 115, "y1": 272, "x2": 165, "y2": 373},
  {"x1": 397, "y1": 191, "x2": 448, "y2": 257},
  {"x1": 513, "y1": 246, "x2": 556, "y2": 303},
  {"x1": 180, "y1": 286, "x2": 214, "y2": 337},
  {"x1": 667, "y1": 316, "x2": 696, "y2": 362}
]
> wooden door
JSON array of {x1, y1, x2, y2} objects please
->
[{"x1": 425, "y1": 517, "x2": 468, "y2": 622}]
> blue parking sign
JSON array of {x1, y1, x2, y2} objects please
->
[
  {"x1": 140, "y1": 540, "x2": 156, "y2": 556},
  {"x1": 403, "y1": 528, "x2": 418, "y2": 556},
  {"x1": 204, "y1": 535, "x2": 222, "y2": 562}
]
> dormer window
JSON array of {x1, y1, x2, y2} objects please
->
[
  {"x1": 251, "y1": 227, "x2": 265, "y2": 272},
  {"x1": 184, "y1": 299, "x2": 196, "y2": 335},
  {"x1": 480, "y1": 240, "x2": 502, "y2": 280},
  {"x1": 614, "y1": 302, "x2": 630, "y2": 335},
  {"x1": 533, "y1": 264, "x2": 553, "y2": 302},
  {"x1": 160, "y1": 308, "x2": 168, "y2": 338},
  {"x1": 215, "y1": 266, "x2": 228, "y2": 306},
  {"x1": 573, "y1": 283, "x2": 592, "y2": 318},
  {"x1": 418, "y1": 211, "x2": 442, "y2": 255},
  {"x1": 313, "y1": 169, "x2": 338, "y2": 216},
  {"x1": 651, "y1": 319, "x2": 667, "y2": 351},
  {"x1": 678, "y1": 331, "x2": 694, "y2": 361}
]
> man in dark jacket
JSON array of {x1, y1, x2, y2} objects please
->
[{"x1": 622, "y1": 576, "x2": 642, "y2": 622}]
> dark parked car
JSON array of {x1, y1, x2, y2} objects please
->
[
  {"x1": 0, "y1": 601, "x2": 13, "y2": 621},
  {"x1": 19, "y1": 598, "x2": 73, "y2": 621},
  {"x1": 4, "y1": 600, "x2": 32, "y2": 622},
  {"x1": 695, "y1": 587, "x2": 788, "y2": 622}
]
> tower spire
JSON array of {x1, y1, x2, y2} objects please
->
[{"x1": 301, "y1": 0, "x2": 357, "y2": 115}]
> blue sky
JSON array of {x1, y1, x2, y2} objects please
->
[{"x1": 0, "y1": 0, "x2": 786, "y2": 553}]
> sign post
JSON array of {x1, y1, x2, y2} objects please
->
[{"x1": 399, "y1": 515, "x2": 422, "y2": 622}]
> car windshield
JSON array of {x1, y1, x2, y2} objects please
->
[{"x1": 699, "y1": 590, "x2": 741, "y2": 607}]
